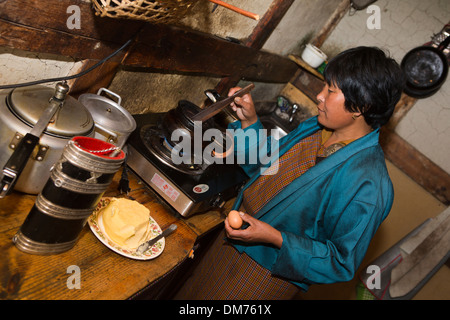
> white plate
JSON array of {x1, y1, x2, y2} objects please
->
[{"x1": 88, "y1": 198, "x2": 165, "y2": 260}]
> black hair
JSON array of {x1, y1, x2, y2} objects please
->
[{"x1": 324, "y1": 46, "x2": 405, "y2": 129}]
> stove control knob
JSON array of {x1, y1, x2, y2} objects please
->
[{"x1": 210, "y1": 193, "x2": 225, "y2": 208}]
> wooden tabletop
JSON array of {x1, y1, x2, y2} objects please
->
[{"x1": 0, "y1": 169, "x2": 227, "y2": 300}]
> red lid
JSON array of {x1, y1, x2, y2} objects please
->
[{"x1": 71, "y1": 136, "x2": 125, "y2": 160}]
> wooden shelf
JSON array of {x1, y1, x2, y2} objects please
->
[{"x1": 288, "y1": 54, "x2": 325, "y2": 80}]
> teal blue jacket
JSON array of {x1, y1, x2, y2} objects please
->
[{"x1": 228, "y1": 116, "x2": 394, "y2": 291}]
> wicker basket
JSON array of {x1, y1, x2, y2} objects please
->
[{"x1": 92, "y1": 0, "x2": 199, "y2": 24}]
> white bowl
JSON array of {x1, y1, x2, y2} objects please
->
[{"x1": 301, "y1": 44, "x2": 328, "y2": 68}]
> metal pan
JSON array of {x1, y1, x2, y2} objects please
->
[{"x1": 401, "y1": 35, "x2": 450, "y2": 98}]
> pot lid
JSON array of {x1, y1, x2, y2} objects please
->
[
  {"x1": 7, "y1": 85, "x2": 94, "y2": 137},
  {"x1": 78, "y1": 89, "x2": 136, "y2": 134}
]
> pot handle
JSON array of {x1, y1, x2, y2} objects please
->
[
  {"x1": 96, "y1": 88, "x2": 122, "y2": 106},
  {"x1": 94, "y1": 122, "x2": 119, "y2": 144},
  {"x1": 0, "y1": 133, "x2": 39, "y2": 198},
  {"x1": 0, "y1": 82, "x2": 68, "y2": 198}
]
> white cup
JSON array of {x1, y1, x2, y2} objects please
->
[{"x1": 301, "y1": 44, "x2": 328, "y2": 68}]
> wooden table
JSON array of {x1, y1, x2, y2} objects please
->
[{"x1": 0, "y1": 169, "x2": 228, "y2": 300}]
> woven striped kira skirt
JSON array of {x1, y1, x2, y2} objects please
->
[{"x1": 174, "y1": 131, "x2": 322, "y2": 300}]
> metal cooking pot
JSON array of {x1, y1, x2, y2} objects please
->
[
  {"x1": 161, "y1": 100, "x2": 216, "y2": 164},
  {"x1": 78, "y1": 88, "x2": 136, "y2": 149},
  {"x1": 0, "y1": 85, "x2": 95, "y2": 194},
  {"x1": 401, "y1": 35, "x2": 450, "y2": 98},
  {"x1": 158, "y1": 85, "x2": 254, "y2": 164}
]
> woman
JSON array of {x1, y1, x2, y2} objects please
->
[{"x1": 174, "y1": 46, "x2": 405, "y2": 299}]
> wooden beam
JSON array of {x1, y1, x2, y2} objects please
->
[
  {"x1": 244, "y1": 0, "x2": 295, "y2": 49},
  {"x1": 69, "y1": 60, "x2": 121, "y2": 97},
  {"x1": 311, "y1": 0, "x2": 351, "y2": 48},
  {"x1": 123, "y1": 24, "x2": 297, "y2": 82},
  {"x1": 0, "y1": 20, "x2": 126, "y2": 62},
  {"x1": 0, "y1": 0, "x2": 143, "y2": 58},
  {"x1": 215, "y1": 0, "x2": 295, "y2": 95},
  {"x1": 380, "y1": 127, "x2": 450, "y2": 205},
  {"x1": 386, "y1": 93, "x2": 418, "y2": 130},
  {"x1": 0, "y1": 0, "x2": 296, "y2": 83},
  {"x1": 0, "y1": 0, "x2": 141, "y2": 96},
  {"x1": 240, "y1": 0, "x2": 296, "y2": 82}
]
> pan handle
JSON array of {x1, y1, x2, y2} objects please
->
[{"x1": 437, "y1": 35, "x2": 450, "y2": 51}]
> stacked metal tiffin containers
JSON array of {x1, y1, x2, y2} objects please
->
[
  {"x1": 11, "y1": 87, "x2": 135, "y2": 255},
  {"x1": 13, "y1": 136, "x2": 125, "y2": 254}
]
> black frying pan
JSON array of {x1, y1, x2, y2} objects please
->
[{"x1": 401, "y1": 35, "x2": 450, "y2": 98}]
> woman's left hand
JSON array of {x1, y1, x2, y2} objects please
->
[{"x1": 224, "y1": 212, "x2": 283, "y2": 249}]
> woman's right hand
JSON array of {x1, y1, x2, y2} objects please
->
[{"x1": 228, "y1": 87, "x2": 258, "y2": 129}]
